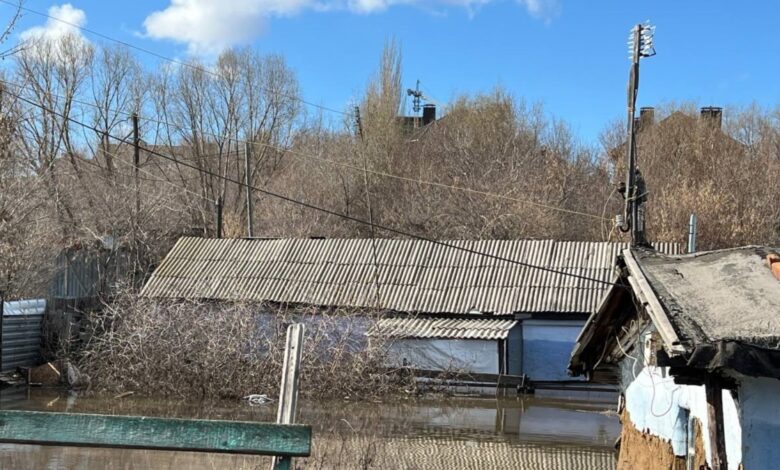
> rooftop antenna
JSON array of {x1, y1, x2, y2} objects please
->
[
  {"x1": 618, "y1": 21, "x2": 656, "y2": 247},
  {"x1": 406, "y1": 80, "x2": 426, "y2": 128}
]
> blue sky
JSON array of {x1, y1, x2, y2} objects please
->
[{"x1": 4, "y1": 1, "x2": 779, "y2": 144}]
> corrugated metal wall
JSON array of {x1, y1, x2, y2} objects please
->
[
  {"x1": 51, "y1": 251, "x2": 104, "y2": 299},
  {"x1": 2, "y1": 299, "x2": 45, "y2": 373},
  {"x1": 50, "y1": 248, "x2": 132, "y2": 300}
]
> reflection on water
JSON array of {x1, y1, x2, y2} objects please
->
[{"x1": 0, "y1": 387, "x2": 619, "y2": 469}]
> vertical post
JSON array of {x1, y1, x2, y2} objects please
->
[
  {"x1": 355, "y1": 106, "x2": 381, "y2": 308},
  {"x1": 705, "y1": 375, "x2": 728, "y2": 470},
  {"x1": 271, "y1": 324, "x2": 304, "y2": 470},
  {"x1": 215, "y1": 197, "x2": 223, "y2": 239},
  {"x1": 0, "y1": 291, "x2": 4, "y2": 374},
  {"x1": 244, "y1": 142, "x2": 254, "y2": 238},
  {"x1": 688, "y1": 214, "x2": 697, "y2": 254},
  {"x1": 132, "y1": 114, "x2": 140, "y2": 217},
  {"x1": 622, "y1": 24, "x2": 641, "y2": 244}
]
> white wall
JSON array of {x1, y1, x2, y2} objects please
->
[
  {"x1": 624, "y1": 364, "x2": 742, "y2": 469},
  {"x1": 385, "y1": 339, "x2": 499, "y2": 374}
]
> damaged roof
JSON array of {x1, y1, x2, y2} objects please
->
[
  {"x1": 142, "y1": 237, "x2": 679, "y2": 316},
  {"x1": 638, "y1": 246, "x2": 780, "y2": 349},
  {"x1": 569, "y1": 246, "x2": 780, "y2": 380}
]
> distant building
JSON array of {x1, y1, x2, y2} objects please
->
[
  {"x1": 569, "y1": 246, "x2": 780, "y2": 469},
  {"x1": 143, "y1": 237, "x2": 677, "y2": 390},
  {"x1": 398, "y1": 104, "x2": 438, "y2": 134},
  {"x1": 608, "y1": 106, "x2": 743, "y2": 163}
]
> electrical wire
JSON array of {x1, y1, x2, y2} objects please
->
[
  {"x1": 0, "y1": 77, "x2": 611, "y2": 222},
  {"x1": 4, "y1": 85, "x2": 620, "y2": 287},
  {"x1": 0, "y1": 0, "x2": 348, "y2": 118}
]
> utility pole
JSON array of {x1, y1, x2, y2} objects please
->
[
  {"x1": 132, "y1": 114, "x2": 140, "y2": 257},
  {"x1": 132, "y1": 114, "x2": 140, "y2": 215},
  {"x1": 244, "y1": 142, "x2": 254, "y2": 238},
  {"x1": 355, "y1": 106, "x2": 381, "y2": 308},
  {"x1": 215, "y1": 197, "x2": 223, "y2": 239},
  {"x1": 618, "y1": 22, "x2": 655, "y2": 247}
]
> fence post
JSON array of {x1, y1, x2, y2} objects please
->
[
  {"x1": 271, "y1": 324, "x2": 305, "y2": 470},
  {"x1": 0, "y1": 291, "x2": 4, "y2": 374}
]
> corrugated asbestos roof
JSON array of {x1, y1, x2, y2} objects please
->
[
  {"x1": 142, "y1": 237, "x2": 679, "y2": 315},
  {"x1": 367, "y1": 317, "x2": 518, "y2": 340}
]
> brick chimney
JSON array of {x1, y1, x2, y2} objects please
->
[
  {"x1": 638, "y1": 107, "x2": 655, "y2": 131},
  {"x1": 700, "y1": 106, "x2": 723, "y2": 129},
  {"x1": 422, "y1": 104, "x2": 436, "y2": 126}
]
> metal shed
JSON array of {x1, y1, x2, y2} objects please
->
[
  {"x1": 367, "y1": 317, "x2": 521, "y2": 375},
  {"x1": 1, "y1": 299, "x2": 46, "y2": 373}
]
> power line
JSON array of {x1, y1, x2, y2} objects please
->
[
  {"x1": 0, "y1": 0, "x2": 348, "y2": 118},
  {"x1": 5, "y1": 86, "x2": 617, "y2": 287},
  {"x1": 0, "y1": 77, "x2": 610, "y2": 222}
]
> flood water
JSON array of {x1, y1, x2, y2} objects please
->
[{"x1": 0, "y1": 387, "x2": 620, "y2": 469}]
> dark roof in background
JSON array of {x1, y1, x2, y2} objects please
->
[{"x1": 141, "y1": 237, "x2": 679, "y2": 316}]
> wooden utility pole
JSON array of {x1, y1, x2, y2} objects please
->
[
  {"x1": 215, "y1": 197, "x2": 223, "y2": 239},
  {"x1": 132, "y1": 114, "x2": 140, "y2": 217},
  {"x1": 244, "y1": 142, "x2": 254, "y2": 238},
  {"x1": 354, "y1": 106, "x2": 381, "y2": 307}
]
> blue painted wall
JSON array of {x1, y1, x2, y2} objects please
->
[{"x1": 521, "y1": 320, "x2": 586, "y2": 381}]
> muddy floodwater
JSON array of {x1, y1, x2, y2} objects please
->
[{"x1": 0, "y1": 387, "x2": 619, "y2": 469}]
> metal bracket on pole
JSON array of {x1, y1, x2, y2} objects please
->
[{"x1": 271, "y1": 324, "x2": 305, "y2": 470}]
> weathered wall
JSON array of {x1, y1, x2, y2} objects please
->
[
  {"x1": 739, "y1": 376, "x2": 780, "y2": 469},
  {"x1": 522, "y1": 320, "x2": 585, "y2": 381},
  {"x1": 617, "y1": 409, "x2": 707, "y2": 470},
  {"x1": 617, "y1": 410, "x2": 686, "y2": 470},
  {"x1": 385, "y1": 338, "x2": 499, "y2": 374},
  {"x1": 623, "y1": 363, "x2": 742, "y2": 469}
]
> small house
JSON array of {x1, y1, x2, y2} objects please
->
[
  {"x1": 367, "y1": 317, "x2": 523, "y2": 376},
  {"x1": 143, "y1": 237, "x2": 677, "y2": 388},
  {"x1": 569, "y1": 246, "x2": 780, "y2": 469}
]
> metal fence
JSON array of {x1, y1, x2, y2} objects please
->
[{"x1": 1, "y1": 299, "x2": 45, "y2": 373}]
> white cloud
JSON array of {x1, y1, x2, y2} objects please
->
[
  {"x1": 143, "y1": 0, "x2": 315, "y2": 55},
  {"x1": 143, "y1": 0, "x2": 561, "y2": 55},
  {"x1": 517, "y1": 0, "x2": 560, "y2": 21},
  {"x1": 20, "y1": 3, "x2": 88, "y2": 43}
]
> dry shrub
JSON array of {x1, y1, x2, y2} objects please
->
[{"x1": 79, "y1": 296, "x2": 415, "y2": 399}]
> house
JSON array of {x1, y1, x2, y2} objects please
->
[
  {"x1": 568, "y1": 246, "x2": 780, "y2": 469},
  {"x1": 142, "y1": 237, "x2": 677, "y2": 388},
  {"x1": 608, "y1": 105, "x2": 744, "y2": 163}
]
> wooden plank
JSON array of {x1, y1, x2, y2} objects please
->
[
  {"x1": 705, "y1": 376, "x2": 728, "y2": 470},
  {"x1": 622, "y1": 249, "x2": 686, "y2": 354},
  {"x1": 0, "y1": 410, "x2": 311, "y2": 456},
  {"x1": 271, "y1": 323, "x2": 305, "y2": 470}
]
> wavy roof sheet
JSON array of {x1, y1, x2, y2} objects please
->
[
  {"x1": 142, "y1": 238, "x2": 679, "y2": 315},
  {"x1": 367, "y1": 317, "x2": 518, "y2": 340}
]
